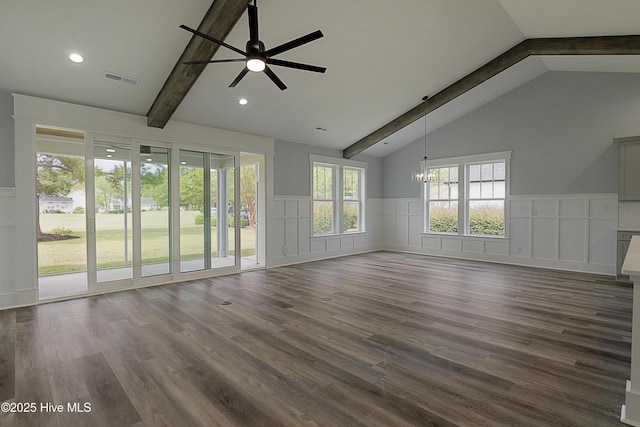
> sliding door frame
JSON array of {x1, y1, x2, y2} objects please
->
[{"x1": 82, "y1": 135, "x2": 242, "y2": 294}]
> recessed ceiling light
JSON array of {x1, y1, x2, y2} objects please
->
[
  {"x1": 105, "y1": 148, "x2": 116, "y2": 153},
  {"x1": 239, "y1": 98, "x2": 248, "y2": 106},
  {"x1": 180, "y1": 161, "x2": 187, "y2": 165},
  {"x1": 68, "y1": 53, "x2": 84, "y2": 64},
  {"x1": 146, "y1": 158, "x2": 153, "y2": 162},
  {"x1": 106, "y1": 154, "x2": 113, "y2": 158}
]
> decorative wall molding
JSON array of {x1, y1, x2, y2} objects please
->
[
  {"x1": 266, "y1": 197, "x2": 384, "y2": 267},
  {"x1": 0, "y1": 187, "x2": 16, "y2": 309},
  {"x1": 0, "y1": 187, "x2": 15, "y2": 227},
  {"x1": 381, "y1": 194, "x2": 618, "y2": 275}
]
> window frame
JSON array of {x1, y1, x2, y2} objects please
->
[
  {"x1": 311, "y1": 155, "x2": 367, "y2": 237},
  {"x1": 426, "y1": 164, "x2": 460, "y2": 234},
  {"x1": 342, "y1": 166, "x2": 365, "y2": 234},
  {"x1": 423, "y1": 151, "x2": 511, "y2": 238},
  {"x1": 312, "y1": 162, "x2": 337, "y2": 236}
]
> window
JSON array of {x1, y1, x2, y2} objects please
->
[
  {"x1": 312, "y1": 156, "x2": 366, "y2": 236},
  {"x1": 428, "y1": 166, "x2": 458, "y2": 233},
  {"x1": 467, "y1": 161, "x2": 506, "y2": 236},
  {"x1": 424, "y1": 152, "x2": 510, "y2": 237},
  {"x1": 343, "y1": 167, "x2": 363, "y2": 232},
  {"x1": 312, "y1": 164, "x2": 336, "y2": 235}
]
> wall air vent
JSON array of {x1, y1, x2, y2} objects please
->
[{"x1": 104, "y1": 72, "x2": 139, "y2": 86}]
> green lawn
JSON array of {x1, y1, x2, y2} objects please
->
[{"x1": 38, "y1": 211, "x2": 256, "y2": 275}]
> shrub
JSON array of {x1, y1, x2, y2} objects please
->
[
  {"x1": 469, "y1": 205, "x2": 504, "y2": 236},
  {"x1": 228, "y1": 217, "x2": 249, "y2": 228},
  {"x1": 429, "y1": 206, "x2": 458, "y2": 233},
  {"x1": 194, "y1": 214, "x2": 218, "y2": 227},
  {"x1": 313, "y1": 203, "x2": 333, "y2": 234},
  {"x1": 51, "y1": 227, "x2": 73, "y2": 236},
  {"x1": 428, "y1": 205, "x2": 504, "y2": 235},
  {"x1": 343, "y1": 205, "x2": 359, "y2": 231},
  {"x1": 73, "y1": 207, "x2": 85, "y2": 214}
]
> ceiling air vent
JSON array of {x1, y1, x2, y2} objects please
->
[{"x1": 104, "y1": 72, "x2": 139, "y2": 86}]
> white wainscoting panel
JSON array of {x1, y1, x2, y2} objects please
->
[
  {"x1": 560, "y1": 199, "x2": 586, "y2": 217},
  {"x1": 532, "y1": 218, "x2": 556, "y2": 260},
  {"x1": 485, "y1": 240, "x2": 509, "y2": 256},
  {"x1": 509, "y1": 217, "x2": 531, "y2": 257},
  {"x1": 382, "y1": 194, "x2": 618, "y2": 275},
  {"x1": 589, "y1": 219, "x2": 617, "y2": 266},
  {"x1": 267, "y1": 197, "x2": 382, "y2": 267},
  {"x1": 442, "y1": 238, "x2": 462, "y2": 252},
  {"x1": 559, "y1": 218, "x2": 587, "y2": 263},
  {"x1": 462, "y1": 239, "x2": 484, "y2": 254},
  {"x1": 0, "y1": 188, "x2": 17, "y2": 309}
]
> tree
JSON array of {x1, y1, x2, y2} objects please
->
[
  {"x1": 93, "y1": 163, "x2": 132, "y2": 212},
  {"x1": 141, "y1": 165, "x2": 169, "y2": 208},
  {"x1": 240, "y1": 165, "x2": 257, "y2": 228},
  {"x1": 179, "y1": 167, "x2": 204, "y2": 212},
  {"x1": 36, "y1": 154, "x2": 84, "y2": 239}
]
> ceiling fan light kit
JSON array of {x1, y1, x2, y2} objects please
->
[
  {"x1": 247, "y1": 58, "x2": 265, "y2": 72},
  {"x1": 180, "y1": 0, "x2": 326, "y2": 90}
]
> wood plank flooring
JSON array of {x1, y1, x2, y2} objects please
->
[{"x1": 0, "y1": 252, "x2": 633, "y2": 426}]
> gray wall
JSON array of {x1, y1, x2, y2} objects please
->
[
  {"x1": 274, "y1": 140, "x2": 383, "y2": 198},
  {"x1": 383, "y1": 72, "x2": 640, "y2": 198},
  {"x1": 0, "y1": 90, "x2": 14, "y2": 187}
]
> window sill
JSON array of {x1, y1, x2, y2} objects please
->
[
  {"x1": 312, "y1": 231, "x2": 367, "y2": 238},
  {"x1": 421, "y1": 232, "x2": 509, "y2": 240}
]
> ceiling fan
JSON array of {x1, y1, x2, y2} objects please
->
[{"x1": 180, "y1": 0, "x2": 326, "y2": 90}]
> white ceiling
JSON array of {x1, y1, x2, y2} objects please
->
[{"x1": 1, "y1": 0, "x2": 639, "y2": 158}]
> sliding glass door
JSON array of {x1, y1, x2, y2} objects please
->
[
  {"x1": 179, "y1": 150, "x2": 236, "y2": 272},
  {"x1": 36, "y1": 131, "x2": 241, "y2": 298},
  {"x1": 94, "y1": 141, "x2": 132, "y2": 283},
  {"x1": 141, "y1": 145, "x2": 171, "y2": 277},
  {"x1": 36, "y1": 129, "x2": 88, "y2": 300}
]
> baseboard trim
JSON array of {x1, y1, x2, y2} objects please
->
[
  {"x1": 266, "y1": 244, "x2": 382, "y2": 268},
  {"x1": 383, "y1": 244, "x2": 615, "y2": 277}
]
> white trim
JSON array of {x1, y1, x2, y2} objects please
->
[
  {"x1": 309, "y1": 154, "x2": 367, "y2": 169},
  {"x1": 510, "y1": 193, "x2": 617, "y2": 200},
  {"x1": 10, "y1": 93, "x2": 273, "y2": 309},
  {"x1": 424, "y1": 153, "x2": 510, "y2": 238},
  {"x1": 273, "y1": 195, "x2": 312, "y2": 200},
  {"x1": 423, "y1": 150, "x2": 512, "y2": 168},
  {"x1": 384, "y1": 194, "x2": 617, "y2": 276},
  {"x1": 267, "y1": 246, "x2": 379, "y2": 268},
  {"x1": 13, "y1": 94, "x2": 274, "y2": 155},
  {"x1": 0, "y1": 188, "x2": 15, "y2": 228},
  {"x1": 383, "y1": 246, "x2": 615, "y2": 276},
  {"x1": 310, "y1": 156, "x2": 368, "y2": 236}
]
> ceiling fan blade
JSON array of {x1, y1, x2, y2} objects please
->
[
  {"x1": 248, "y1": 4, "x2": 259, "y2": 43},
  {"x1": 263, "y1": 66, "x2": 287, "y2": 91},
  {"x1": 265, "y1": 30, "x2": 324, "y2": 57},
  {"x1": 229, "y1": 67, "x2": 250, "y2": 88},
  {"x1": 180, "y1": 24, "x2": 247, "y2": 57},
  {"x1": 183, "y1": 58, "x2": 247, "y2": 65},
  {"x1": 267, "y1": 58, "x2": 326, "y2": 73}
]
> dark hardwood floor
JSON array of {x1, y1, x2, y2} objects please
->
[{"x1": 0, "y1": 252, "x2": 633, "y2": 426}]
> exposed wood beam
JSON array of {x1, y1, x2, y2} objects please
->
[
  {"x1": 343, "y1": 34, "x2": 640, "y2": 158},
  {"x1": 147, "y1": 0, "x2": 251, "y2": 129}
]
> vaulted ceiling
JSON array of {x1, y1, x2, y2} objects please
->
[{"x1": 2, "y1": 0, "x2": 640, "y2": 157}]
